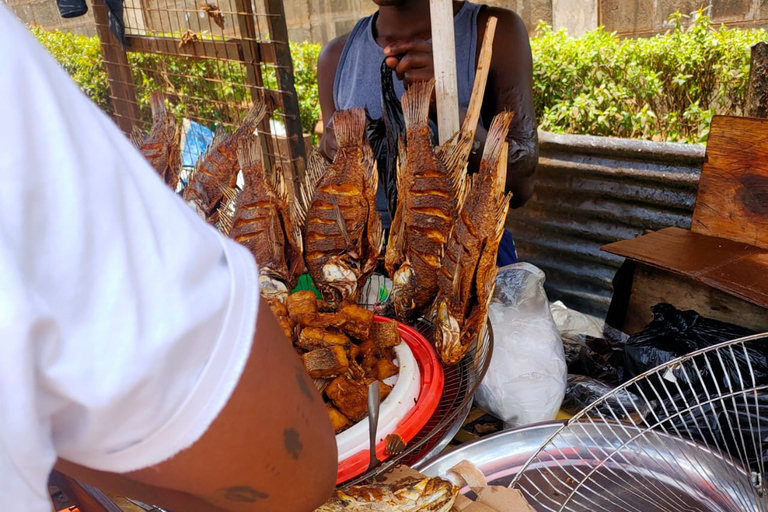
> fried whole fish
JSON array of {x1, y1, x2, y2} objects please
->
[
  {"x1": 434, "y1": 112, "x2": 514, "y2": 365},
  {"x1": 183, "y1": 101, "x2": 266, "y2": 223},
  {"x1": 315, "y1": 477, "x2": 458, "y2": 512},
  {"x1": 301, "y1": 108, "x2": 383, "y2": 304},
  {"x1": 136, "y1": 91, "x2": 181, "y2": 191},
  {"x1": 229, "y1": 133, "x2": 304, "y2": 306},
  {"x1": 385, "y1": 79, "x2": 478, "y2": 322}
]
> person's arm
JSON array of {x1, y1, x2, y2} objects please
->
[
  {"x1": 478, "y1": 7, "x2": 538, "y2": 208},
  {"x1": 317, "y1": 33, "x2": 349, "y2": 161},
  {"x1": 383, "y1": 7, "x2": 539, "y2": 207},
  {"x1": 56, "y1": 296, "x2": 337, "y2": 512}
]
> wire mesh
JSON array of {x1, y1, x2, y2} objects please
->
[
  {"x1": 91, "y1": 0, "x2": 305, "y2": 185},
  {"x1": 337, "y1": 275, "x2": 494, "y2": 488},
  {"x1": 509, "y1": 333, "x2": 768, "y2": 512}
]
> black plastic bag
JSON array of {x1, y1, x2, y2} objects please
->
[
  {"x1": 622, "y1": 303, "x2": 762, "y2": 396},
  {"x1": 565, "y1": 332, "x2": 627, "y2": 386},
  {"x1": 649, "y1": 386, "x2": 768, "y2": 472},
  {"x1": 562, "y1": 375, "x2": 653, "y2": 419}
]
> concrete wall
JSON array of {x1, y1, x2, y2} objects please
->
[
  {"x1": 4, "y1": 0, "x2": 96, "y2": 36},
  {"x1": 600, "y1": 0, "x2": 768, "y2": 36}
]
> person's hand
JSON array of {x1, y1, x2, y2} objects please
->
[
  {"x1": 318, "y1": 116, "x2": 338, "y2": 161},
  {"x1": 384, "y1": 40, "x2": 434, "y2": 89}
]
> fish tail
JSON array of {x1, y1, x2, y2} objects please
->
[
  {"x1": 401, "y1": 79, "x2": 434, "y2": 131},
  {"x1": 236, "y1": 133, "x2": 263, "y2": 173},
  {"x1": 149, "y1": 90, "x2": 167, "y2": 119},
  {"x1": 480, "y1": 111, "x2": 514, "y2": 180},
  {"x1": 333, "y1": 108, "x2": 367, "y2": 148},
  {"x1": 130, "y1": 126, "x2": 147, "y2": 149},
  {"x1": 242, "y1": 99, "x2": 268, "y2": 129}
]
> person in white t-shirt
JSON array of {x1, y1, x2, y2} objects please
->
[{"x1": 0, "y1": 5, "x2": 336, "y2": 511}]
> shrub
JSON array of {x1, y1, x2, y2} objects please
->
[
  {"x1": 30, "y1": 11, "x2": 768, "y2": 144},
  {"x1": 531, "y1": 10, "x2": 765, "y2": 143}
]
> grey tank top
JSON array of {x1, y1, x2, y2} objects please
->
[
  {"x1": 333, "y1": 2, "x2": 482, "y2": 230},
  {"x1": 333, "y1": 1, "x2": 482, "y2": 119}
]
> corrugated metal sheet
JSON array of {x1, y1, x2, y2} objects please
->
[{"x1": 507, "y1": 131, "x2": 706, "y2": 318}]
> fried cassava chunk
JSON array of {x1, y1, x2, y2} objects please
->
[
  {"x1": 296, "y1": 327, "x2": 350, "y2": 351},
  {"x1": 302, "y1": 346, "x2": 349, "y2": 379},
  {"x1": 371, "y1": 320, "x2": 402, "y2": 349}
]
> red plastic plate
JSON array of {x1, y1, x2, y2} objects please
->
[{"x1": 336, "y1": 316, "x2": 444, "y2": 485}]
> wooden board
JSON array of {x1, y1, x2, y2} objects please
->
[
  {"x1": 602, "y1": 227, "x2": 768, "y2": 309},
  {"x1": 623, "y1": 263, "x2": 768, "y2": 335},
  {"x1": 692, "y1": 115, "x2": 768, "y2": 249}
]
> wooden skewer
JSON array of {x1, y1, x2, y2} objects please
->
[
  {"x1": 430, "y1": 0, "x2": 461, "y2": 144},
  {"x1": 463, "y1": 16, "x2": 498, "y2": 136}
]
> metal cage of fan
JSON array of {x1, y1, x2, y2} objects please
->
[{"x1": 509, "y1": 332, "x2": 768, "y2": 512}]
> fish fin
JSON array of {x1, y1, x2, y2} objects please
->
[
  {"x1": 396, "y1": 135, "x2": 408, "y2": 193},
  {"x1": 149, "y1": 90, "x2": 167, "y2": 119},
  {"x1": 130, "y1": 126, "x2": 147, "y2": 149},
  {"x1": 332, "y1": 108, "x2": 367, "y2": 149},
  {"x1": 435, "y1": 130, "x2": 471, "y2": 195},
  {"x1": 330, "y1": 194, "x2": 352, "y2": 248},
  {"x1": 299, "y1": 149, "x2": 327, "y2": 227},
  {"x1": 362, "y1": 138, "x2": 378, "y2": 192},
  {"x1": 216, "y1": 185, "x2": 239, "y2": 236},
  {"x1": 480, "y1": 112, "x2": 514, "y2": 186},
  {"x1": 211, "y1": 123, "x2": 229, "y2": 150},
  {"x1": 452, "y1": 244, "x2": 463, "y2": 298},
  {"x1": 241, "y1": 99, "x2": 268, "y2": 130},
  {"x1": 236, "y1": 133, "x2": 263, "y2": 170},
  {"x1": 401, "y1": 79, "x2": 434, "y2": 131}
]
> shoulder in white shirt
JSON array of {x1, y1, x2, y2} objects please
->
[{"x1": 0, "y1": 5, "x2": 258, "y2": 509}]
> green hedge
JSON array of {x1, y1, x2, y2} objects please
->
[
  {"x1": 31, "y1": 11, "x2": 768, "y2": 144},
  {"x1": 531, "y1": 11, "x2": 766, "y2": 143}
]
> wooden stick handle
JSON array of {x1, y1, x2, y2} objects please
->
[
  {"x1": 430, "y1": 0, "x2": 460, "y2": 144},
  {"x1": 463, "y1": 16, "x2": 498, "y2": 135}
]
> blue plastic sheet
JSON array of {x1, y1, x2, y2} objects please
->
[{"x1": 181, "y1": 120, "x2": 214, "y2": 168}]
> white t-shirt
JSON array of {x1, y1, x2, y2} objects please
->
[{"x1": 0, "y1": 5, "x2": 259, "y2": 509}]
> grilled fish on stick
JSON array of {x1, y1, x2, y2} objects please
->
[
  {"x1": 229, "y1": 133, "x2": 304, "y2": 306},
  {"x1": 183, "y1": 101, "x2": 266, "y2": 223},
  {"x1": 385, "y1": 79, "x2": 479, "y2": 322},
  {"x1": 135, "y1": 90, "x2": 181, "y2": 191},
  {"x1": 301, "y1": 108, "x2": 383, "y2": 304},
  {"x1": 434, "y1": 112, "x2": 514, "y2": 365}
]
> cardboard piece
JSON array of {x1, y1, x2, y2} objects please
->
[
  {"x1": 602, "y1": 227, "x2": 768, "y2": 309},
  {"x1": 380, "y1": 462, "x2": 535, "y2": 512}
]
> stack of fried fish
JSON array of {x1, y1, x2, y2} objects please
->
[{"x1": 383, "y1": 77, "x2": 513, "y2": 366}]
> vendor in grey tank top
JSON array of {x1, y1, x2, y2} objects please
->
[
  {"x1": 317, "y1": 0, "x2": 539, "y2": 265},
  {"x1": 334, "y1": 2, "x2": 481, "y2": 120}
]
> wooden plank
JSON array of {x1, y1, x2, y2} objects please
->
[
  {"x1": 746, "y1": 42, "x2": 768, "y2": 118},
  {"x1": 430, "y1": 0, "x2": 460, "y2": 144},
  {"x1": 691, "y1": 115, "x2": 768, "y2": 249},
  {"x1": 623, "y1": 264, "x2": 768, "y2": 335},
  {"x1": 265, "y1": 0, "x2": 307, "y2": 190},
  {"x1": 234, "y1": 0, "x2": 277, "y2": 171},
  {"x1": 603, "y1": 227, "x2": 768, "y2": 308},
  {"x1": 91, "y1": 0, "x2": 140, "y2": 134},
  {"x1": 124, "y1": 35, "x2": 277, "y2": 63}
]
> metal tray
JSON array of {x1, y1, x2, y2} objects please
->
[{"x1": 416, "y1": 421, "x2": 757, "y2": 512}]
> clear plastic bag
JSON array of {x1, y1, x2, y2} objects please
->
[{"x1": 475, "y1": 263, "x2": 567, "y2": 428}]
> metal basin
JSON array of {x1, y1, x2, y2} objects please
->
[{"x1": 416, "y1": 421, "x2": 761, "y2": 512}]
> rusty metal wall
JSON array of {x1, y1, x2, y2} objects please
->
[{"x1": 508, "y1": 131, "x2": 705, "y2": 318}]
